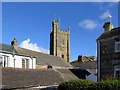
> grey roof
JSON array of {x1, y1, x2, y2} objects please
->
[
  {"x1": 2, "y1": 67, "x2": 79, "y2": 89},
  {"x1": 0, "y1": 43, "x2": 18, "y2": 54},
  {"x1": 17, "y1": 47, "x2": 73, "y2": 68},
  {"x1": 71, "y1": 56, "x2": 95, "y2": 63},
  {"x1": 0, "y1": 43, "x2": 73, "y2": 68},
  {"x1": 82, "y1": 56, "x2": 95, "y2": 62},
  {"x1": 97, "y1": 27, "x2": 120, "y2": 41},
  {"x1": 71, "y1": 61, "x2": 97, "y2": 69}
]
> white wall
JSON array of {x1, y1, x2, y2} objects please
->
[
  {"x1": 32, "y1": 58, "x2": 36, "y2": 69},
  {"x1": 85, "y1": 68, "x2": 97, "y2": 82},
  {"x1": 14, "y1": 55, "x2": 22, "y2": 68},
  {"x1": 86, "y1": 73, "x2": 97, "y2": 82}
]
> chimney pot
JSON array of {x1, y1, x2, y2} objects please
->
[
  {"x1": 103, "y1": 22, "x2": 114, "y2": 32},
  {"x1": 11, "y1": 38, "x2": 18, "y2": 46},
  {"x1": 78, "y1": 55, "x2": 82, "y2": 62}
]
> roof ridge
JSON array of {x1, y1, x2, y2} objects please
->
[{"x1": 97, "y1": 27, "x2": 120, "y2": 41}]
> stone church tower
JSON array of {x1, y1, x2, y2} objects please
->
[{"x1": 50, "y1": 19, "x2": 70, "y2": 62}]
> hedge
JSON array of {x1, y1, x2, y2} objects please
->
[
  {"x1": 58, "y1": 79, "x2": 120, "y2": 90},
  {"x1": 58, "y1": 79, "x2": 95, "y2": 90},
  {"x1": 95, "y1": 80, "x2": 120, "y2": 90}
]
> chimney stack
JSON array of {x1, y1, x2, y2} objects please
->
[
  {"x1": 103, "y1": 22, "x2": 114, "y2": 32},
  {"x1": 78, "y1": 55, "x2": 82, "y2": 62},
  {"x1": 11, "y1": 38, "x2": 18, "y2": 46}
]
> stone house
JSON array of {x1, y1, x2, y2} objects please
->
[{"x1": 97, "y1": 22, "x2": 120, "y2": 81}]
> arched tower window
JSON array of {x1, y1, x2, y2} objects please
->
[{"x1": 61, "y1": 54, "x2": 64, "y2": 59}]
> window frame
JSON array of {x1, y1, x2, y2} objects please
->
[
  {"x1": 0, "y1": 56, "x2": 3, "y2": 66},
  {"x1": 22, "y1": 58, "x2": 29, "y2": 68},
  {"x1": 0, "y1": 55, "x2": 9, "y2": 67},
  {"x1": 115, "y1": 41, "x2": 120, "y2": 52},
  {"x1": 114, "y1": 64, "x2": 120, "y2": 79}
]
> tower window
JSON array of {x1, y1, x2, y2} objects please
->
[{"x1": 62, "y1": 54, "x2": 64, "y2": 59}]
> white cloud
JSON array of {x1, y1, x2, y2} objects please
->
[
  {"x1": 19, "y1": 38, "x2": 49, "y2": 54},
  {"x1": 78, "y1": 19, "x2": 99, "y2": 30},
  {"x1": 99, "y1": 11, "x2": 112, "y2": 20}
]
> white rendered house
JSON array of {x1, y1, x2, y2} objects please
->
[{"x1": 0, "y1": 39, "x2": 36, "y2": 69}]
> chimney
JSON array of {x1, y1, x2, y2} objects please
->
[
  {"x1": 78, "y1": 55, "x2": 82, "y2": 62},
  {"x1": 103, "y1": 22, "x2": 114, "y2": 32},
  {"x1": 11, "y1": 38, "x2": 18, "y2": 46}
]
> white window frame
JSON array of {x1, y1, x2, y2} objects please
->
[
  {"x1": 115, "y1": 41, "x2": 120, "y2": 52},
  {"x1": 13, "y1": 56, "x2": 16, "y2": 68},
  {"x1": 0, "y1": 56, "x2": 3, "y2": 66},
  {"x1": 114, "y1": 65, "x2": 120, "y2": 78},
  {"x1": 0, "y1": 55, "x2": 9, "y2": 67},
  {"x1": 22, "y1": 58, "x2": 29, "y2": 68}
]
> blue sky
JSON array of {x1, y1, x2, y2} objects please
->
[{"x1": 2, "y1": 2, "x2": 118, "y2": 61}]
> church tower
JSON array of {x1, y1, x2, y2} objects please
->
[{"x1": 50, "y1": 19, "x2": 70, "y2": 62}]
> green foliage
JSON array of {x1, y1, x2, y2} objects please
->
[
  {"x1": 58, "y1": 79, "x2": 120, "y2": 90},
  {"x1": 58, "y1": 79, "x2": 95, "y2": 90},
  {"x1": 95, "y1": 80, "x2": 120, "y2": 90}
]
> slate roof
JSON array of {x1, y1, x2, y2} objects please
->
[
  {"x1": 70, "y1": 69, "x2": 90, "y2": 79},
  {"x1": 71, "y1": 56, "x2": 97, "y2": 69},
  {"x1": 71, "y1": 61, "x2": 97, "y2": 69},
  {"x1": 17, "y1": 47, "x2": 72, "y2": 68},
  {"x1": 97, "y1": 27, "x2": 120, "y2": 41},
  {"x1": 0, "y1": 43, "x2": 73, "y2": 68},
  {"x1": 2, "y1": 67, "x2": 79, "y2": 89},
  {"x1": 71, "y1": 56, "x2": 95, "y2": 63},
  {"x1": 0, "y1": 43, "x2": 18, "y2": 54}
]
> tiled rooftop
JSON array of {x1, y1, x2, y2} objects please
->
[{"x1": 1, "y1": 67, "x2": 79, "y2": 89}]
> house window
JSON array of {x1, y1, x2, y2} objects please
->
[
  {"x1": 114, "y1": 65, "x2": 120, "y2": 79},
  {"x1": 115, "y1": 40, "x2": 120, "y2": 52},
  {"x1": 22, "y1": 58, "x2": 29, "y2": 68},
  {"x1": 0, "y1": 56, "x2": 3, "y2": 66},
  {"x1": 13, "y1": 57, "x2": 16, "y2": 67},
  {"x1": 0, "y1": 55, "x2": 9, "y2": 67},
  {"x1": 4, "y1": 56, "x2": 9, "y2": 67},
  {"x1": 115, "y1": 71, "x2": 120, "y2": 78}
]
